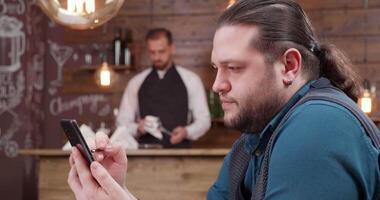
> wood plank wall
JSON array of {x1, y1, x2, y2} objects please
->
[
  {"x1": 114, "y1": 0, "x2": 228, "y2": 89},
  {"x1": 64, "y1": 0, "x2": 229, "y2": 89},
  {"x1": 64, "y1": 0, "x2": 380, "y2": 120},
  {"x1": 63, "y1": 0, "x2": 380, "y2": 89},
  {"x1": 298, "y1": 0, "x2": 380, "y2": 117}
]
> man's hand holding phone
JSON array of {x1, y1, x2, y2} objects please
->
[
  {"x1": 68, "y1": 131, "x2": 137, "y2": 200},
  {"x1": 90, "y1": 132, "x2": 127, "y2": 186}
]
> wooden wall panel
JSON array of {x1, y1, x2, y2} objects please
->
[
  {"x1": 299, "y1": 0, "x2": 380, "y2": 10},
  {"x1": 368, "y1": 0, "x2": 380, "y2": 7},
  {"x1": 174, "y1": 41, "x2": 213, "y2": 67},
  {"x1": 309, "y1": 9, "x2": 380, "y2": 36},
  {"x1": 122, "y1": 0, "x2": 153, "y2": 16},
  {"x1": 151, "y1": 0, "x2": 226, "y2": 15},
  {"x1": 365, "y1": 10, "x2": 380, "y2": 35},
  {"x1": 108, "y1": 16, "x2": 153, "y2": 42},
  {"x1": 191, "y1": 67, "x2": 216, "y2": 90},
  {"x1": 357, "y1": 63, "x2": 380, "y2": 82},
  {"x1": 309, "y1": 10, "x2": 367, "y2": 36},
  {"x1": 367, "y1": 36, "x2": 380, "y2": 63},
  {"x1": 151, "y1": 15, "x2": 218, "y2": 41},
  {"x1": 322, "y1": 36, "x2": 366, "y2": 63}
]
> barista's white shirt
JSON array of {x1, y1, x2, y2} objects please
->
[{"x1": 115, "y1": 66, "x2": 211, "y2": 141}]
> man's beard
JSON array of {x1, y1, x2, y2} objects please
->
[
  {"x1": 224, "y1": 92, "x2": 285, "y2": 133},
  {"x1": 153, "y1": 60, "x2": 171, "y2": 70},
  {"x1": 223, "y1": 72, "x2": 286, "y2": 133}
]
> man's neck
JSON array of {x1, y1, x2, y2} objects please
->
[
  {"x1": 283, "y1": 78, "x2": 308, "y2": 103},
  {"x1": 155, "y1": 61, "x2": 174, "y2": 71}
]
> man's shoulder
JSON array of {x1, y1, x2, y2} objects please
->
[
  {"x1": 288, "y1": 99, "x2": 362, "y2": 130},
  {"x1": 278, "y1": 99, "x2": 366, "y2": 147},
  {"x1": 294, "y1": 100, "x2": 359, "y2": 121},
  {"x1": 129, "y1": 68, "x2": 153, "y2": 83},
  {"x1": 175, "y1": 66, "x2": 201, "y2": 80}
]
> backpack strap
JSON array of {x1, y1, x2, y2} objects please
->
[
  {"x1": 252, "y1": 78, "x2": 380, "y2": 200},
  {"x1": 229, "y1": 134, "x2": 252, "y2": 200}
]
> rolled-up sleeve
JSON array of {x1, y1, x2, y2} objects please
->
[
  {"x1": 179, "y1": 68, "x2": 211, "y2": 140},
  {"x1": 185, "y1": 74, "x2": 211, "y2": 140}
]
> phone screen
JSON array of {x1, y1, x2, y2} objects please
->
[{"x1": 60, "y1": 119, "x2": 94, "y2": 166}]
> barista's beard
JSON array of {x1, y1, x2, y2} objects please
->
[
  {"x1": 153, "y1": 60, "x2": 172, "y2": 70},
  {"x1": 225, "y1": 92, "x2": 285, "y2": 133}
]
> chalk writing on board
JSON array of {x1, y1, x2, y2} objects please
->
[
  {"x1": 48, "y1": 40, "x2": 73, "y2": 95},
  {"x1": 0, "y1": 71, "x2": 25, "y2": 112},
  {"x1": 49, "y1": 94, "x2": 107, "y2": 116},
  {"x1": 0, "y1": 15, "x2": 25, "y2": 72},
  {"x1": 0, "y1": 0, "x2": 6, "y2": 14},
  {"x1": 0, "y1": 109, "x2": 21, "y2": 158},
  {"x1": 1, "y1": 0, "x2": 25, "y2": 15},
  {"x1": 97, "y1": 104, "x2": 112, "y2": 117}
]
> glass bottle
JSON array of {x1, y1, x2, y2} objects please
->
[{"x1": 113, "y1": 28, "x2": 122, "y2": 65}]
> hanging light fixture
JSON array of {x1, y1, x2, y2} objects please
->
[
  {"x1": 38, "y1": 0, "x2": 125, "y2": 30},
  {"x1": 359, "y1": 79, "x2": 376, "y2": 114},
  {"x1": 95, "y1": 54, "x2": 116, "y2": 87},
  {"x1": 226, "y1": 0, "x2": 236, "y2": 9}
]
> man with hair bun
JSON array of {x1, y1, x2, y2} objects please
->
[{"x1": 208, "y1": 0, "x2": 379, "y2": 199}]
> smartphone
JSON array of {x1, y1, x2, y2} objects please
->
[{"x1": 60, "y1": 119, "x2": 94, "y2": 166}]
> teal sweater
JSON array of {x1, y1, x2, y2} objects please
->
[{"x1": 207, "y1": 82, "x2": 380, "y2": 200}]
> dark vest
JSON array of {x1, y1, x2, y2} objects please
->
[
  {"x1": 229, "y1": 78, "x2": 380, "y2": 200},
  {"x1": 138, "y1": 65, "x2": 190, "y2": 148}
]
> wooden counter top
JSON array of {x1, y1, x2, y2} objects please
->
[
  {"x1": 19, "y1": 148, "x2": 230, "y2": 157},
  {"x1": 26, "y1": 148, "x2": 227, "y2": 200}
]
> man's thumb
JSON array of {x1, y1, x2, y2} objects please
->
[{"x1": 90, "y1": 162, "x2": 124, "y2": 195}]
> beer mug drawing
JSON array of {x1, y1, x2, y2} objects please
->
[{"x1": 0, "y1": 16, "x2": 25, "y2": 72}]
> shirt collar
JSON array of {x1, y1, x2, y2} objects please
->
[
  {"x1": 153, "y1": 63, "x2": 175, "y2": 79},
  {"x1": 244, "y1": 80, "x2": 316, "y2": 154}
]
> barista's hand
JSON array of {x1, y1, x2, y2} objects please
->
[
  {"x1": 137, "y1": 119, "x2": 146, "y2": 137},
  {"x1": 170, "y1": 126, "x2": 188, "y2": 144}
]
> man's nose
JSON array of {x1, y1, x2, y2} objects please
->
[
  {"x1": 152, "y1": 55, "x2": 160, "y2": 60},
  {"x1": 212, "y1": 70, "x2": 230, "y2": 93}
]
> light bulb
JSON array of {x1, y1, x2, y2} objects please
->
[
  {"x1": 38, "y1": 0, "x2": 125, "y2": 30},
  {"x1": 96, "y1": 61, "x2": 116, "y2": 87},
  {"x1": 227, "y1": 0, "x2": 236, "y2": 9},
  {"x1": 85, "y1": 0, "x2": 95, "y2": 14},
  {"x1": 100, "y1": 69, "x2": 111, "y2": 86},
  {"x1": 360, "y1": 90, "x2": 372, "y2": 113}
]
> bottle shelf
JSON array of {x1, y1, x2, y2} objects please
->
[
  {"x1": 63, "y1": 65, "x2": 137, "y2": 94},
  {"x1": 78, "y1": 64, "x2": 134, "y2": 71}
]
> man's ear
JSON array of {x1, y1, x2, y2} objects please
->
[{"x1": 280, "y1": 48, "x2": 302, "y2": 86}]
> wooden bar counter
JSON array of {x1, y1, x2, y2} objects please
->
[{"x1": 20, "y1": 149, "x2": 229, "y2": 200}]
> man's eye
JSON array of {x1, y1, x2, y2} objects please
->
[{"x1": 228, "y1": 66, "x2": 241, "y2": 71}]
